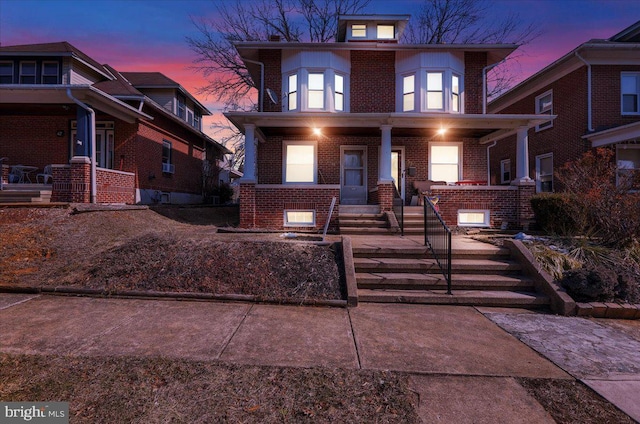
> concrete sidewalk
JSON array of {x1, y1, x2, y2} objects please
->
[{"x1": 1, "y1": 293, "x2": 638, "y2": 422}]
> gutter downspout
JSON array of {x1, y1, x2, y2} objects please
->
[
  {"x1": 243, "y1": 58, "x2": 264, "y2": 112},
  {"x1": 67, "y1": 88, "x2": 97, "y2": 204},
  {"x1": 482, "y1": 59, "x2": 506, "y2": 114},
  {"x1": 486, "y1": 141, "x2": 497, "y2": 185},
  {"x1": 575, "y1": 51, "x2": 594, "y2": 131}
]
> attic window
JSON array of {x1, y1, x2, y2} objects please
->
[
  {"x1": 19, "y1": 61, "x2": 36, "y2": 84},
  {"x1": 377, "y1": 24, "x2": 395, "y2": 39},
  {"x1": 0, "y1": 62, "x2": 12, "y2": 84},
  {"x1": 351, "y1": 24, "x2": 366, "y2": 38},
  {"x1": 42, "y1": 62, "x2": 59, "y2": 84}
]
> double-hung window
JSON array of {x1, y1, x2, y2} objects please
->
[
  {"x1": 0, "y1": 62, "x2": 13, "y2": 84},
  {"x1": 308, "y1": 72, "x2": 324, "y2": 109},
  {"x1": 287, "y1": 74, "x2": 298, "y2": 111},
  {"x1": 622, "y1": 73, "x2": 640, "y2": 114},
  {"x1": 536, "y1": 153, "x2": 553, "y2": 192},
  {"x1": 535, "y1": 90, "x2": 553, "y2": 131},
  {"x1": 452, "y1": 74, "x2": 461, "y2": 113},
  {"x1": 351, "y1": 24, "x2": 366, "y2": 38},
  {"x1": 284, "y1": 141, "x2": 316, "y2": 184},
  {"x1": 42, "y1": 61, "x2": 59, "y2": 84},
  {"x1": 402, "y1": 74, "x2": 415, "y2": 112},
  {"x1": 176, "y1": 95, "x2": 186, "y2": 120},
  {"x1": 500, "y1": 159, "x2": 511, "y2": 184},
  {"x1": 19, "y1": 61, "x2": 36, "y2": 84},
  {"x1": 426, "y1": 72, "x2": 444, "y2": 110},
  {"x1": 335, "y1": 74, "x2": 344, "y2": 111},
  {"x1": 429, "y1": 142, "x2": 461, "y2": 183},
  {"x1": 162, "y1": 140, "x2": 174, "y2": 174}
]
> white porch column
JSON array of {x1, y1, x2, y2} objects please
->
[
  {"x1": 241, "y1": 124, "x2": 256, "y2": 182},
  {"x1": 379, "y1": 125, "x2": 393, "y2": 183},
  {"x1": 515, "y1": 126, "x2": 532, "y2": 182}
]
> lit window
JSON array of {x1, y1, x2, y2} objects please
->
[
  {"x1": 427, "y1": 72, "x2": 443, "y2": 110},
  {"x1": 403, "y1": 74, "x2": 415, "y2": 112},
  {"x1": 284, "y1": 141, "x2": 316, "y2": 183},
  {"x1": 536, "y1": 153, "x2": 553, "y2": 192},
  {"x1": 284, "y1": 210, "x2": 316, "y2": 227},
  {"x1": 535, "y1": 90, "x2": 553, "y2": 131},
  {"x1": 458, "y1": 210, "x2": 490, "y2": 227},
  {"x1": 335, "y1": 74, "x2": 344, "y2": 111},
  {"x1": 622, "y1": 73, "x2": 640, "y2": 114},
  {"x1": 452, "y1": 74, "x2": 460, "y2": 112},
  {"x1": 308, "y1": 73, "x2": 324, "y2": 109},
  {"x1": 500, "y1": 159, "x2": 511, "y2": 184},
  {"x1": 351, "y1": 24, "x2": 366, "y2": 38},
  {"x1": 617, "y1": 144, "x2": 640, "y2": 188},
  {"x1": 288, "y1": 74, "x2": 297, "y2": 110},
  {"x1": 377, "y1": 24, "x2": 395, "y2": 39},
  {"x1": 19, "y1": 61, "x2": 36, "y2": 84},
  {"x1": 0, "y1": 62, "x2": 12, "y2": 84},
  {"x1": 430, "y1": 143, "x2": 461, "y2": 183},
  {"x1": 42, "y1": 62, "x2": 59, "y2": 84}
]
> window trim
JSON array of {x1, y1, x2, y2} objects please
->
[
  {"x1": 451, "y1": 73, "x2": 461, "y2": 113},
  {"x1": 535, "y1": 90, "x2": 553, "y2": 131},
  {"x1": 41, "y1": 61, "x2": 59, "y2": 84},
  {"x1": 307, "y1": 72, "x2": 325, "y2": 110},
  {"x1": 0, "y1": 61, "x2": 13, "y2": 84},
  {"x1": 283, "y1": 140, "x2": 317, "y2": 184},
  {"x1": 402, "y1": 74, "x2": 416, "y2": 112},
  {"x1": 500, "y1": 159, "x2": 511, "y2": 184},
  {"x1": 287, "y1": 73, "x2": 298, "y2": 111},
  {"x1": 335, "y1": 73, "x2": 344, "y2": 111},
  {"x1": 351, "y1": 24, "x2": 367, "y2": 38},
  {"x1": 621, "y1": 72, "x2": 640, "y2": 115},
  {"x1": 457, "y1": 209, "x2": 490, "y2": 227},
  {"x1": 426, "y1": 71, "x2": 445, "y2": 111},
  {"x1": 19, "y1": 61, "x2": 36, "y2": 84},
  {"x1": 429, "y1": 141, "x2": 463, "y2": 183},
  {"x1": 535, "y1": 152, "x2": 554, "y2": 193},
  {"x1": 284, "y1": 210, "x2": 316, "y2": 227}
]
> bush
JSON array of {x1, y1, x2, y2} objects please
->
[
  {"x1": 560, "y1": 264, "x2": 617, "y2": 302},
  {"x1": 211, "y1": 182, "x2": 234, "y2": 204},
  {"x1": 616, "y1": 267, "x2": 640, "y2": 303},
  {"x1": 530, "y1": 194, "x2": 582, "y2": 235}
]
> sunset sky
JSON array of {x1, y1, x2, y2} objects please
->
[{"x1": 1, "y1": 0, "x2": 639, "y2": 138}]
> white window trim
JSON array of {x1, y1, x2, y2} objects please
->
[
  {"x1": 535, "y1": 153, "x2": 554, "y2": 193},
  {"x1": 425, "y1": 71, "x2": 445, "y2": 111},
  {"x1": 429, "y1": 141, "x2": 463, "y2": 183},
  {"x1": 283, "y1": 140, "x2": 318, "y2": 184},
  {"x1": 621, "y1": 72, "x2": 640, "y2": 115},
  {"x1": 616, "y1": 143, "x2": 640, "y2": 187},
  {"x1": 351, "y1": 24, "x2": 367, "y2": 38},
  {"x1": 535, "y1": 90, "x2": 553, "y2": 132},
  {"x1": 451, "y1": 73, "x2": 462, "y2": 113},
  {"x1": 458, "y1": 210, "x2": 490, "y2": 227},
  {"x1": 500, "y1": 159, "x2": 511, "y2": 184},
  {"x1": 284, "y1": 210, "x2": 316, "y2": 227},
  {"x1": 402, "y1": 73, "x2": 416, "y2": 112}
]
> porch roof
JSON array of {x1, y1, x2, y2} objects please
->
[
  {"x1": 0, "y1": 84, "x2": 151, "y2": 123},
  {"x1": 223, "y1": 112, "x2": 552, "y2": 141},
  {"x1": 583, "y1": 121, "x2": 640, "y2": 147}
]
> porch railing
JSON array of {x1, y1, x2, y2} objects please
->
[
  {"x1": 392, "y1": 184, "x2": 404, "y2": 236},
  {"x1": 423, "y1": 195, "x2": 452, "y2": 295}
]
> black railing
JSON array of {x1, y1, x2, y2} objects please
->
[
  {"x1": 423, "y1": 195, "x2": 452, "y2": 295},
  {"x1": 392, "y1": 184, "x2": 404, "y2": 236}
]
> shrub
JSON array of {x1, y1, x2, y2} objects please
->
[
  {"x1": 560, "y1": 264, "x2": 617, "y2": 302},
  {"x1": 530, "y1": 194, "x2": 582, "y2": 235}
]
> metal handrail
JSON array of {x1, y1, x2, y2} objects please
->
[
  {"x1": 392, "y1": 184, "x2": 404, "y2": 236},
  {"x1": 423, "y1": 195, "x2": 452, "y2": 295}
]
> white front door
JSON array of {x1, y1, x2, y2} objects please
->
[{"x1": 341, "y1": 146, "x2": 367, "y2": 205}]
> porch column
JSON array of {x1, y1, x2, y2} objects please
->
[
  {"x1": 515, "y1": 126, "x2": 532, "y2": 182},
  {"x1": 379, "y1": 125, "x2": 393, "y2": 183},
  {"x1": 241, "y1": 124, "x2": 257, "y2": 183}
]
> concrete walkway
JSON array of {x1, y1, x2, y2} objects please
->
[{"x1": 1, "y1": 293, "x2": 638, "y2": 422}]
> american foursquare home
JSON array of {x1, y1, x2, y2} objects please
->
[{"x1": 225, "y1": 14, "x2": 552, "y2": 232}]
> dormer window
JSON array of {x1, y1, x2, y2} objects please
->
[
  {"x1": 377, "y1": 25, "x2": 395, "y2": 39},
  {"x1": 19, "y1": 61, "x2": 36, "y2": 84},
  {"x1": 42, "y1": 62, "x2": 59, "y2": 84},
  {"x1": 0, "y1": 62, "x2": 12, "y2": 84},
  {"x1": 351, "y1": 24, "x2": 366, "y2": 38}
]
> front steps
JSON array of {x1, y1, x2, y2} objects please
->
[
  {"x1": 0, "y1": 184, "x2": 52, "y2": 204},
  {"x1": 339, "y1": 205, "x2": 394, "y2": 235},
  {"x1": 353, "y1": 242, "x2": 549, "y2": 309}
]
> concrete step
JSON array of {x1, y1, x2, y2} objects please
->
[
  {"x1": 353, "y1": 257, "x2": 522, "y2": 274},
  {"x1": 339, "y1": 213, "x2": 386, "y2": 219},
  {"x1": 339, "y1": 219, "x2": 388, "y2": 228},
  {"x1": 356, "y1": 272, "x2": 534, "y2": 291},
  {"x1": 357, "y1": 288, "x2": 550, "y2": 308},
  {"x1": 352, "y1": 247, "x2": 512, "y2": 260},
  {"x1": 340, "y1": 227, "x2": 395, "y2": 235}
]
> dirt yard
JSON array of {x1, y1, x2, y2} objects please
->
[{"x1": 0, "y1": 206, "x2": 343, "y2": 303}]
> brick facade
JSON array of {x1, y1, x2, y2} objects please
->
[
  {"x1": 350, "y1": 50, "x2": 396, "y2": 112},
  {"x1": 96, "y1": 168, "x2": 135, "y2": 203},
  {"x1": 464, "y1": 52, "x2": 487, "y2": 114}
]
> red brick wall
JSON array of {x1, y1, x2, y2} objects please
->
[
  {"x1": 350, "y1": 51, "x2": 395, "y2": 112},
  {"x1": 96, "y1": 168, "x2": 135, "y2": 203},
  {"x1": 592, "y1": 65, "x2": 640, "y2": 130},
  {"x1": 464, "y1": 52, "x2": 488, "y2": 114},
  {"x1": 70, "y1": 159, "x2": 91, "y2": 203},
  {"x1": 51, "y1": 165, "x2": 71, "y2": 202},
  {"x1": 261, "y1": 49, "x2": 282, "y2": 113},
  {"x1": 432, "y1": 186, "x2": 517, "y2": 228}
]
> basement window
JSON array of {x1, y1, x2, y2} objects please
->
[
  {"x1": 458, "y1": 210, "x2": 490, "y2": 227},
  {"x1": 284, "y1": 210, "x2": 316, "y2": 227}
]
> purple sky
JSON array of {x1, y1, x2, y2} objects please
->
[{"x1": 1, "y1": 0, "x2": 639, "y2": 137}]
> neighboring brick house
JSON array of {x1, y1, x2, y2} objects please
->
[
  {"x1": 225, "y1": 15, "x2": 551, "y2": 231},
  {"x1": 488, "y1": 21, "x2": 640, "y2": 193},
  {"x1": 0, "y1": 41, "x2": 228, "y2": 204}
]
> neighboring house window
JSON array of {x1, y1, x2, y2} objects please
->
[
  {"x1": 162, "y1": 140, "x2": 175, "y2": 174},
  {"x1": 0, "y1": 62, "x2": 13, "y2": 84},
  {"x1": 41, "y1": 61, "x2": 59, "y2": 84},
  {"x1": 402, "y1": 74, "x2": 415, "y2": 112},
  {"x1": 617, "y1": 144, "x2": 640, "y2": 187},
  {"x1": 308, "y1": 72, "x2": 324, "y2": 109},
  {"x1": 177, "y1": 94, "x2": 186, "y2": 119},
  {"x1": 429, "y1": 142, "x2": 462, "y2": 183},
  {"x1": 287, "y1": 74, "x2": 298, "y2": 110},
  {"x1": 187, "y1": 110, "x2": 194, "y2": 126},
  {"x1": 500, "y1": 159, "x2": 511, "y2": 184},
  {"x1": 458, "y1": 210, "x2": 490, "y2": 227},
  {"x1": 621, "y1": 73, "x2": 640, "y2": 114},
  {"x1": 283, "y1": 140, "x2": 316, "y2": 183},
  {"x1": 284, "y1": 210, "x2": 316, "y2": 227},
  {"x1": 351, "y1": 24, "x2": 366, "y2": 38},
  {"x1": 535, "y1": 90, "x2": 553, "y2": 131},
  {"x1": 536, "y1": 153, "x2": 553, "y2": 192},
  {"x1": 426, "y1": 72, "x2": 444, "y2": 110},
  {"x1": 335, "y1": 74, "x2": 344, "y2": 111},
  {"x1": 193, "y1": 111, "x2": 201, "y2": 130},
  {"x1": 19, "y1": 61, "x2": 36, "y2": 84},
  {"x1": 452, "y1": 74, "x2": 460, "y2": 113},
  {"x1": 377, "y1": 24, "x2": 395, "y2": 39}
]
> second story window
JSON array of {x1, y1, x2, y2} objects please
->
[
  {"x1": 452, "y1": 74, "x2": 460, "y2": 113},
  {"x1": 287, "y1": 74, "x2": 298, "y2": 111},
  {"x1": 177, "y1": 94, "x2": 186, "y2": 120},
  {"x1": 19, "y1": 61, "x2": 36, "y2": 84},
  {"x1": 402, "y1": 74, "x2": 415, "y2": 112},
  {"x1": 0, "y1": 62, "x2": 13, "y2": 84},
  {"x1": 335, "y1": 74, "x2": 344, "y2": 111},
  {"x1": 42, "y1": 61, "x2": 59, "y2": 84},
  {"x1": 535, "y1": 90, "x2": 553, "y2": 131},
  {"x1": 308, "y1": 72, "x2": 324, "y2": 109},
  {"x1": 622, "y1": 73, "x2": 640, "y2": 114},
  {"x1": 193, "y1": 111, "x2": 201, "y2": 130},
  {"x1": 426, "y1": 72, "x2": 444, "y2": 110}
]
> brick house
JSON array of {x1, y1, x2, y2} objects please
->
[
  {"x1": 0, "y1": 41, "x2": 228, "y2": 204},
  {"x1": 488, "y1": 21, "x2": 640, "y2": 193},
  {"x1": 225, "y1": 15, "x2": 551, "y2": 231}
]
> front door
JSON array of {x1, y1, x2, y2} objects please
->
[{"x1": 341, "y1": 146, "x2": 367, "y2": 205}]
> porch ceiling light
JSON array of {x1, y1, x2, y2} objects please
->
[
  {"x1": 312, "y1": 127, "x2": 322, "y2": 136},
  {"x1": 437, "y1": 128, "x2": 447, "y2": 136}
]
